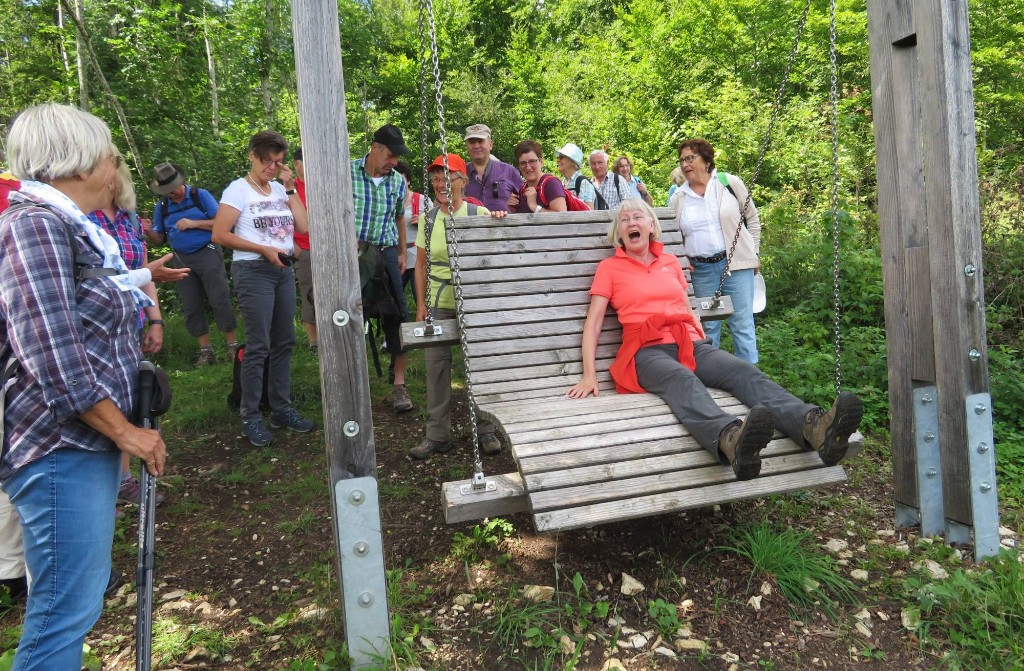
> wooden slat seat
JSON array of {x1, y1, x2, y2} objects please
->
[{"x1": 439, "y1": 209, "x2": 851, "y2": 532}]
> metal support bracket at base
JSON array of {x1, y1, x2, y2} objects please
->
[
  {"x1": 413, "y1": 324, "x2": 443, "y2": 337},
  {"x1": 460, "y1": 478, "x2": 497, "y2": 496},
  {"x1": 964, "y1": 393, "x2": 1000, "y2": 561},
  {"x1": 912, "y1": 386, "x2": 945, "y2": 536},
  {"x1": 334, "y1": 477, "x2": 390, "y2": 669}
]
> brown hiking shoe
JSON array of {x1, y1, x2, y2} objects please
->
[
  {"x1": 195, "y1": 347, "x2": 217, "y2": 366},
  {"x1": 408, "y1": 437, "x2": 454, "y2": 460},
  {"x1": 479, "y1": 432, "x2": 503, "y2": 455},
  {"x1": 804, "y1": 391, "x2": 864, "y2": 466},
  {"x1": 392, "y1": 385, "x2": 414, "y2": 413},
  {"x1": 718, "y1": 405, "x2": 775, "y2": 481}
]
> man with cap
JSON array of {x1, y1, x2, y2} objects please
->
[
  {"x1": 463, "y1": 123, "x2": 523, "y2": 212},
  {"x1": 351, "y1": 124, "x2": 414, "y2": 412},
  {"x1": 147, "y1": 163, "x2": 238, "y2": 366},
  {"x1": 555, "y1": 143, "x2": 598, "y2": 209}
]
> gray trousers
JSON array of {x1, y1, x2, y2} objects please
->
[
  {"x1": 634, "y1": 341, "x2": 816, "y2": 461},
  {"x1": 425, "y1": 308, "x2": 494, "y2": 442},
  {"x1": 173, "y1": 245, "x2": 237, "y2": 338},
  {"x1": 231, "y1": 260, "x2": 297, "y2": 421}
]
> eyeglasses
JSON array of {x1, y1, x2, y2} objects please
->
[
  {"x1": 679, "y1": 154, "x2": 700, "y2": 165},
  {"x1": 260, "y1": 157, "x2": 286, "y2": 168},
  {"x1": 518, "y1": 158, "x2": 541, "y2": 169},
  {"x1": 109, "y1": 155, "x2": 123, "y2": 168},
  {"x1": 430, "y1": 174, "x2": 463, "y2": 185}
]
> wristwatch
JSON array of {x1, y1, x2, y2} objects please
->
[
  {"x1": 285, "y1": 189, "x2": 297, "y2": 196},
  {"x1": 535, "y1": 205, "x2": 543, "y2": 214},
  {"x1": 149, "y1": 319, "x2": 164, "y2": 326}
]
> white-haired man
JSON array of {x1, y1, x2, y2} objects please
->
[{"x1": 588, "y1": 149, "x2": 641, "y2": 210}]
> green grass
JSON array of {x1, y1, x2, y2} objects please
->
[{"x1": 151, "y1": 616, "x2": 237, "y2": 665}]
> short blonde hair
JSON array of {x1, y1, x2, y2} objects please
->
[
  {"x1": 111, "y1": 145, "x2": 137, "y2": 212},
  {"x1": 669, "y1": 166, "x2": 685, "y2": 186},
  {"x1": 607, "y1": 198, "x2": 662, "y2": 248},
  {"x1": 7, "y1": 103, "x2": 112, "y2": 182}
]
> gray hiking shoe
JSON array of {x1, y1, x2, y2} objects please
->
[
  {"x1": 269, "y1": 408, "x2": 315, "y2": 433},
  {"x1": 479, "y1": 432, "x2": 503, "y2": 455},
  {"x1": 409, "y1": 438, "x2": 454, "y2": 460},
  {"x1": 718, "y1": 405, "x2": 775, "y2": 481},
  {"x1": 196, "y1": 347, "x2": 217, "y2": 367},
  {"x1": 392, "y1": 385, "x2": 414, "y2": 413},
  {"x1": 242, "y1": 419, "x2": 275, "y2": 447}
]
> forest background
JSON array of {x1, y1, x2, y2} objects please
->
[{"x1": 0, "y1": 0, "x2": 1022, "y2": 507}]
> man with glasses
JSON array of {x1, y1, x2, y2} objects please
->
[
  {"x1": 588, "y1": 150, "x2": 641, "y2": 210},
  {"x1": 463, "y1": 124, "x2": 523, "y2": 211},
  {"x1": 351, "y1": 125, "x2": 415, "y2": 413}
]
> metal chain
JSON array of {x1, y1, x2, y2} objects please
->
[
  {"x1": 829, "y1": 0, "x2": 843, "y2": 394},
  {"x1": 712, "y1": 0, "x2": 813, "y2": 304},
  {"x1": 416, "y1": 0, "x2": 434, "y2": 326},
  {"x1": 424, "y1": 0, "x2": 486, "y2": 483}
]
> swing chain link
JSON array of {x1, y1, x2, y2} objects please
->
[
  {"x1": 712, "y1": 0, "x2": 813, "y2": 305},
  {"x1": 417, "y1": 0, "x2": 433, "y2": 326},
  {"x1": 829, "y1": 0, "x2": 843, "y2": 395},
  {"x1": 424, "y1": 0, "x2": 486, "y2": 482}
]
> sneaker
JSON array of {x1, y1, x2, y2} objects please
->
[
  {"x1": 242, "y1": 419, "x2": 275, "y2": 447},
  {"x1": 227, "y1": 342, "x2": 241, "y2": 361},
  {"x1": 409, "y1": 437, "x2": 454, "y2": 460},
  {"x1": 392, "y1": 385, "x2": 414, "y2": 413},
  {"x1": 196, "y1": 347, "x2": 217, "y2": 366},
  {"x1": 118, "y1": 474, "x2": 166, "y2": 506},
  {"x1": 269, "y1": 408, "x2": 315, "y2": 433},
  {"x1": 718, "y1": 405, "x2": 775, "y2": 481},
  {"x1": 479, "y1": 432, "x2": 503, "y2": 455},
  {"x1": 804, "y1": 391, "x2": 864, "y2": 466}
]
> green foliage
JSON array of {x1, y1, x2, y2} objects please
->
[
  {"x1": 450, "y1": 517, "x2": 514, "y2": 563},
  {"x1": 717, "y1": 522, "x2": 856, "y2": 618},
  {"x1": 905, "y1": 549, "x2": 1024, "y2": 671},
  {"x1": 646, "y1": 597, "x2": 682, "y2": 639}
]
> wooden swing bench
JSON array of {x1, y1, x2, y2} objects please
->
[{"x1": 409, "y1": 208, "x2": 860, "y2": 533}]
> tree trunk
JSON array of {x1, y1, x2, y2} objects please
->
[
  {"x1": 73, "y1": 0, "x2": 88, "y2": 108},
  {"x1": 56, "y1": 1, "x2": 74, "y2": 102},
  {"x1": 260, "y1": 0, "x2": 274, "y2": 126},
  {"x1": 203, "y1": 6, "x2": 220, "y2": 137}
]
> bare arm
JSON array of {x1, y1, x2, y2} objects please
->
[
  {"x1": 414, "y1": 246, "x2": 428, "y2": 321},
  {"x1": 567, "y1": 294, "x2": 610, "y2": 398},
  {"x1": 211, "y1": 204, "x2": 287, "y2": 267},
  {"x1": 79, "y1": 398, "x2": 166, "y2": 476}
]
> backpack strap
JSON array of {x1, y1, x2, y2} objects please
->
[
  {"x1": 534, "y1": 174, "x2": 553, "y2": 209},
  {"x1": 613, "y1": 174, "x2": 622, "y2": 200},
  {"x1": 190, "y1": 187, "x2": 217, "y2": 220},
  {"x1": 716, "y1": 172, "x2": 748, "y2": 229}
]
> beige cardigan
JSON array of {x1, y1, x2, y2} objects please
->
[{"x1": 669, "y1": 170, "x2": 761, "y2": 271}]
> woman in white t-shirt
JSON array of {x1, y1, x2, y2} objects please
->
[{"x1": 212, "y1": 130, "x2": 313, "y2": 448}]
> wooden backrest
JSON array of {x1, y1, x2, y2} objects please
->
[{"x1": 447, "y1": 208, "x2": 684, "y2": 404}]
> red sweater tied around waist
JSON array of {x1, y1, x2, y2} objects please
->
[{"x1": 609, "y1": 313, "x2": 702, "y2": 394}]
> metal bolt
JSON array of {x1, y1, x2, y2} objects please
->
[
  {"x1": 977, "y1": 442, "x2": 990, "y2": 454},
  {"x1": 963, "y1": 264, "x2": 976, "y2": 277},
  {"x1": 358, "y1": 591, "x2": 374, "y2": 607},
  {"x1": 349, "y1": 490, "x2": 364, "y2": 505},
  {"x1": 354, "y1": 541, "x2": 369, "y2": 557},
  {"x1": 980, "y1": 482, "x2": 992, "y2": 493},
  {"x1": 968, "y1": 348, "x2": 981, "y2": 363},
  {"x1": 926, "y1": 468, "x2": 937, "y2": 479},
  {"x1": 333, "y1": 310, "x2": 350, "y2": 326},
  {"x1": 974, "y1": 403, "x2": 987, "y2": 415},
  {"x1": 343, "y1": 421, "x2": 359, "y2": 437},
  {"x1": 921, "y1": 394, "x2": 933, "y2": 405},
  {"x1": 923, "y1": 432, "x2": 935, "y2": 443}
]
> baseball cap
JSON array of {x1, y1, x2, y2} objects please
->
[
  {"x1": 428, "y1": 153, "x2": 468, "y2": 174},
  {"x1": 371, "y1": 124, "x2": 409, "y2": 156},
  {"x1": 555, "y1": 143, "x2": 584, "y2": 169},
  {"x1": 464, "y1": 124, "x2": 492, "y2": 141}
]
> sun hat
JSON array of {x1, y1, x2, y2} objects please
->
[
  {"x1": 150, "y1": 163, "x2": 185, "y2": 196},
  {"x1": 555, "y1": 143, "x2": 584, "y2": 169},
  {"x1": 753, "y1": 273, "x2": 767, "y2": 313}
]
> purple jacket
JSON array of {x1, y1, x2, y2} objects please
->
[{"x1": 465, "y1": 158, "x2": 523, "y2": 212}]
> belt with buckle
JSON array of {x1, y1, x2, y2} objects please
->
[{"x1": 688, "y1": 250, "x2": 727, "y2": 264}]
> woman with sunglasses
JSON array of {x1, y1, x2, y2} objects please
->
[
  {"x1": 669, "y1": 138, "x2": 762, "y2": 364},
  {"x1": 212, "y1": 130, "x2": 313, "y2": 448}
]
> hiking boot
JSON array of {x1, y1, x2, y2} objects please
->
[
  {"x1": 479, "y1": 432, "x2": 503, "y2": 455},
  {"x1": 718, "y1": 405, "x2": 775, "y2": 481},
  {"x1": 118, "y1": 474, "x2": 166, "y2": 506},
  {"x1": 409, "y1": 437, "x2": 454, "y2": 460},
  {"x1": 242, "y1": 419, "x2": 275, "y2": 447},
  {"x1": 227, "y1": 342, "x2": 241, "y2": 361},
  {"x1": 392, "y1": 385, "x2": 414, "y2": 413},
  {"x1": 196, "y1": 347, "x2": 217, "y2": 366},
  {"x1": 804, "y1": 391, "x2": 864, "y2": 466},
  {"x1": 269, "y1": 408, "x2": 315, "y2": 433}
]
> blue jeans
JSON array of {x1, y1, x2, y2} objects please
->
[
  {"x1": 1, "y1": 447, "x2": 120, "y2": 671},
  {"x1": 688, "y1": 259, "x2": 758, "y2": 364},
  {"x1": 231, "y1": 260, "x2": 297, "y2": 422}
]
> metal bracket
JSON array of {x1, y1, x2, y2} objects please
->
[
  {"x1": 334, "y1": 477, "x2": 391, "y2": 668},
  {"x1": 413, "y1": 323, "x2": 443, "y2": 338},
  {"x1": 912, "y1": 386, "x2": 945, "y2": 537},
  {"x1": 964, "y1": 393, "x2": 1000, "y2": 561},
  {"x1": 460, "y1": 472, "x2": 497, "y2": 496},
  {"x1": 700, "y1": 299, "x2": 720, "y2": 311}
]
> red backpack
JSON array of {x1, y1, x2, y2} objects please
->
[{"x1": 528, "y1": 174, "x2": 591, "y2": 212}]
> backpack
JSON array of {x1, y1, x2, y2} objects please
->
[
  {"x1": 716, "y1": 172, "x2": 750, "y2": 229},
  {"x1": 357, "y1": 241, "x2": 403, "y2": 378},
  {"x1": 226, "y1": 344, "x2": 270, "y2": 412},
  {"x1": 530, "y1": 174, "x2": 591, "y2": 212},
  {"x1": 159, "y1": 186, "x2": 216, "y2": 222}
]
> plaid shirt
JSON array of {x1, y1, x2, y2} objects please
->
[
  {"x1": 0, "y1": 193, "x2": 141, "y2": 481},
  {"x1": 351, "y1": 156, "x2": 406, "y2": 247},
  {"x1": 595, "y1": 173, "x2": 641, "y2": 211},
  {"x1": 88, "y1": 208, "x2": 147, "y2": 270}
]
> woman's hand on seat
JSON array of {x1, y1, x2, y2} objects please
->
[{"x1": 567, "y1": 376, "x2": 599, "y2": 399}]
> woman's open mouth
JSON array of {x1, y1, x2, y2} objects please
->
[{"x1": 628, "y1": 230, "x2": 641, "y2": 241}]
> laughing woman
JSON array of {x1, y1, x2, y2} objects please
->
[
  {"x1": 212, "y1": 130, "x2": 314, "y2": 448},
  {"x1": 508, "y1": 139, "x2": 568, "y2": 214},
  {"x1": 567, "y1": 199, "x2": 863, "y2": 482}
]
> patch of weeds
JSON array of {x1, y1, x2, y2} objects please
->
[
  {"x1": 451, "y1": 518, "x2": 514, "y2": 563},
  {"x1": 379, "y1": 481, "x2": 418, "y2": 501},
  {"x1": 563, "y1": 572, "x2": 609, "y2": 634},
  {"x1": 151, "y1": 617, "x2": 236, "y2": 665},
  {"x1": 647, "y1": 597, "x2": 681, "y2": 639},
  {"x1": 904, "y1": 548, "x2": 1024, "y2": 671},
  {"x1": 489, "y1": 588, "x2": 566, "y2": 667},
  {"x1": 857, "y1": 645, "x2": 887, "y2": 661},
  {"x1": 277, "y1": 510, "x2": 318, "y2": 535},
  {"x1": 717, "y1": 522, "x2": 857, "y2": 618},
  {"x1": 221, "y1": 450, "x2": 275, "y2": 485}
]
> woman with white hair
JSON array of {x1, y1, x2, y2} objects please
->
[{"x1": 0, "y1": 103, "x2": 169, "y2": 670}]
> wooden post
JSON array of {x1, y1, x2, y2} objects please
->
[
  {"x1": 291, "y1": 0, "x2": 391, "y2": 665},
  {"x1": 867, "y1": 0, "x2": 1000, "y2": 560}
]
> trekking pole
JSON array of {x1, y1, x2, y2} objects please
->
[{"x1": 135, "y1": 361, "x2": 158, "y2": 671}]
